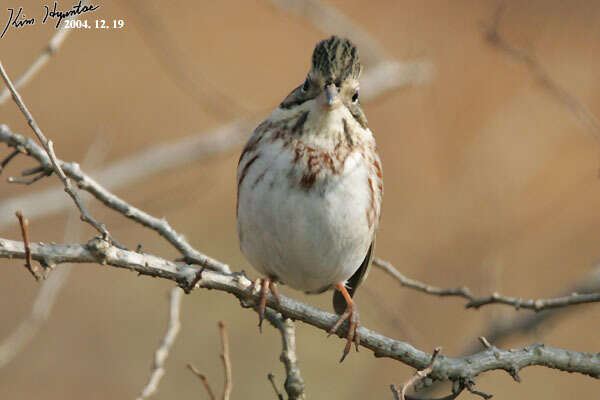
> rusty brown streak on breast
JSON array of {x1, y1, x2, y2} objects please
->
[
  {"x1": 300, "y1": 171, "x2": 317, "y2": 189},
  {"x1": 320, "y1": 153, "x2": 335, "y2": 173},
  {"x1": 366, "y1": 176, "x2": 375, "y2": 228},
  {"x1": 374, "y1": 158, "x2": 382, "y2": 179}
]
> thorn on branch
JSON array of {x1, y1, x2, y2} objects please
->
[
  {"x1": 465, "y1": 380, "x2": 493, "y2": 400},
  {"x1": 184, "y1": 266, "x2": 205, "y2": 294},
  {"x1": 8, "y1": 169, "x2": 52, "y2": 185},
  {"x1": 508, "y1": 366, "x2": 522, "y2": 383},
  {"x1": 0, "y1": 149, "x2": 22, "y2": 172},
  {"x1": 267, "y1": 373, "x2": 285, "y2": 400},
  {"x1": 479, "y1": 336, "x2": 492, "y2": 350},
  {"x1": 15, "y1": 210, "x2": 40, "y2": 280}
]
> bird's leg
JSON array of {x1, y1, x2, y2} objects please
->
[
  {"x1": 328, "y1": 283, "x2": 360, "y2": 362},
  {"x1": 269, "y1": 279, "x2": 281, "y2": 305},
  {"x1": 257, "y1": 276, "x2": 281, "y2": 332}
]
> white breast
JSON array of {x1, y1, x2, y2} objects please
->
[{"x1": 237, "y1": 108, "x2": 375, "y2": 293}]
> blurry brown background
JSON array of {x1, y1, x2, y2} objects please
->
[{"x1": 1, "y1": 0, "x2": 600, "y2": 398}]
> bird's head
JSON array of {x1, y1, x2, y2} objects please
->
[{"x1": 280, "y1": 36, "x2": 366, "y2": 127}]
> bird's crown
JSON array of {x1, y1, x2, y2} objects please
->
[{"x1": 311, "y1": 36, "x2": 362, "y2": 84}]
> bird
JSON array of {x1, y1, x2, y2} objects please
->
[{"x1": 236, "y1": 35, "x2": 383, "y2": 362}]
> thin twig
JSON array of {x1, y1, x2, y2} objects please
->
[
  {"x1": 188, "y1": 363, "x2": 217, "y2": 400},
  {"x1": 0, "y1": 61, "x2": 114, "y2": 244},
  {"x1": 14, "y1": 210, "x2": 38, "y2": 280},
  {"x1": 373, "y1": 258, "x2": 600, "y2": 312},
  {"x1": 265, "y1": 309, "x2": 306, "y2": 400},
  {"x1": 399, "y1": 348, "x2": 441, "y2": 400},
  {"x1": 218, "y1": 321, "x2": 233, "y2": 400},
  {"x1": 188, "y1": 321, "x2": 232, "y2": 400},
  {"x1": 9, "y1": 170, "x2": 52, "y2": 185},
  {"x1": 0, "y1": 149, "x2": 21, "y2": 172},
  {"x1": 267, "y1": 373, "x2": 285, "y2": 400},
  {"x1": 136, "y1": 288, "x2": 184, "y2": 400},
  {"x1": 2, "y1": 238, "x2": 599, "y2": 384}
]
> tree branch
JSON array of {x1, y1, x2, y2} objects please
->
[
  {"x1": 265, "y1": 309, "x2": 306, "y2": 400},
  {"x1": 373, "y1": 258, "x2": 600, "y2": 312},
  {"x1": 1, "y1": 238, "x2": 599, "y2": 386},
  {"x1": 0, "y1": 124, "x2": 230, "y2": 274}
]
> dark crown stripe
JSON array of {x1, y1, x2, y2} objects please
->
[{"x1": 311, "y1": 36, "x2": 361, "y2": 83}]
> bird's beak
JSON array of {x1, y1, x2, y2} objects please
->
[{"x1": 322, "y1": 84, "x2": 339, "y2": 110}]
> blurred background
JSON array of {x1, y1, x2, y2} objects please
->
[{"x1": 1, "y1": 0, "x2": 600, "y2": 398}]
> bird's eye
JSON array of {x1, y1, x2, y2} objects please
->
[
  {"x1": 301, "y1": 79, "x2": 310, "y2": 92},
  {"x1": 352, "y1": 90, "x2": 359, "y2": 103}
]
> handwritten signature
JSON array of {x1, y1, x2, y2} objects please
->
[{"x1": 1, "y1": 1, "x2": 99, "y2": 39}]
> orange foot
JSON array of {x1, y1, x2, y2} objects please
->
[
  {"x1": 328, "y1": 283, "x2": 360, "y2": 362},
  {"x1": 256, "y1": 277, "x2": 281, "y2": 332}
]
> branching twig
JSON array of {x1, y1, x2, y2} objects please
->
[
  {"x1": 188, "y1": 321, "x2": 233, "y2": 400},
  {"x1": 187, "y1": 364, "x2": 217, "y2": 400},
  {"x1": 396, "y1": 348, "x2": 441, "y2": 400},
  {"x1": 0, "y1": 124, "x2": 230, "y2": 273},
  {"x1": 136, "y1": 287, "x2": 183, "y2": 400},
  {"x1": 265, "y1": 309, "x2": 306, "y2": 400},
  {"x1": 0, "y1": 61, "x2": 114, "y2": 244},
  {"x1": 14, "y1": 210, "x2": 39, "y2": 280},
  {"x1": 373, "y1": 258, "x2": 600, "y2": 312},
  {"x1": 1, "y1": 238, "x2": 599, "y2": 385}
]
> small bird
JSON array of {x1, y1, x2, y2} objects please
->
[{"x1": 236, "y1": 36, "x2": 383, "y2": 361}]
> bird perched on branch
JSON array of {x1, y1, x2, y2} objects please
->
[{"x1": 237, "y1": 35, "x2": 383, "y2": 362}]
